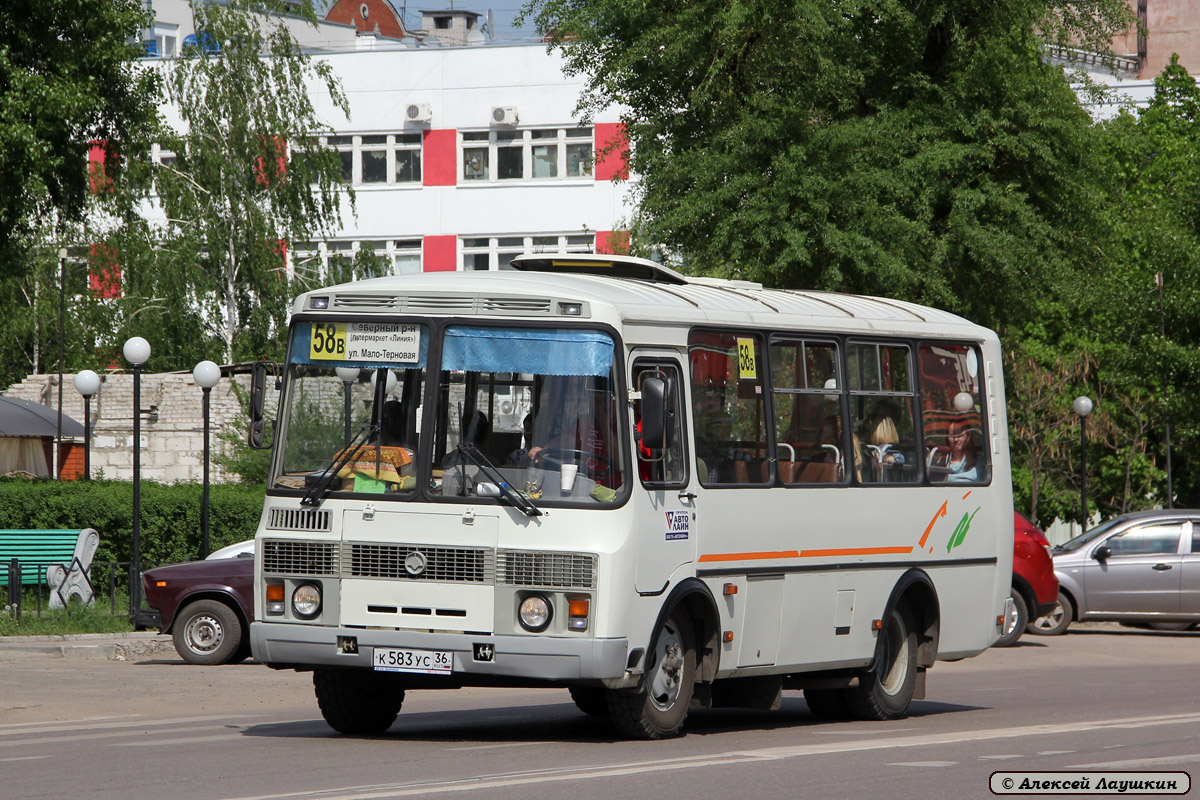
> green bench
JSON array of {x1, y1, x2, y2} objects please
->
[{"x1": 0, "y1": 529, "x2": 100, "y2": 608}]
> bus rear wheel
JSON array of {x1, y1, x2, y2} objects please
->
[
  {"x1": 607, "y1": 610, "x2": 695, "y2": 739},
  {"x1": 847, "y1": 603, "x2": 918, "y2": 721},
  {"x1": 313, "y1": 669, "x2": 405, "y2": 734}
]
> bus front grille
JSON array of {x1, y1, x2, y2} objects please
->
[
  {"x1": 262, "y1": 539, "x2": 340, "y2": 576},
  {"x1": 266, "y1": 507, "x2": 332, "y2": 532},
  {"x1": 347, "y1": 543, "x2": 493, "y2": 583},
  {"x1": 497, "y1": 550, "x2": 596, "y2": 589}
]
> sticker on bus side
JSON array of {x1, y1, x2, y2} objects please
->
[
  {"x1": 665, "y1": 510, "x2": 690, "y2": 540},
  {"x1": 309, "y1": 321, "x2": 422, "y2": 364},
  {"x1": 736, "y1": 337, "x2": 757, "y2": 379}
]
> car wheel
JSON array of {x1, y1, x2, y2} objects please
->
[
  {"x1": 313, "y1": 669, "x2": 405, "y2": 734},
  {"x1": 172, "y1": 599, "x2": 242, "y2": 665},
  {"x1": 846, "y1": 603, "x2": 919, "y2": 721},
  {"x1": 994, "y1": 588, "x2": 1029, "y2": 647},
  {"x1": 1145, "y1": 622, "x2": 1199, "y2": 632},
  {"x1": 1027, "y1": 591, "x2": 1073, "y2": 636},
  {"x1": 607, "y1": 609, "x2": 696, "y2": 739}
]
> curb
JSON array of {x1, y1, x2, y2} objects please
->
[{"x1": 0, "y1": 632, "x2": 176, "y2": 661}]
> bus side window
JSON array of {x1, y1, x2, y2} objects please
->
[{"x1": 689, "y1": 331, "x2": 768, "y2": 487}]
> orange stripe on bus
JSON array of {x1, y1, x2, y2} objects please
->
[
  {"x1": 799, "y1": 546, "x2": 914, "y2": 557},
  {"x1": 697, "y1": 551, "x2": 800, "y2": 563}
]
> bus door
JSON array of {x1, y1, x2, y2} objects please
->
[{"x1": 630, "y1": 356, "x2": 695, "y2": 593}]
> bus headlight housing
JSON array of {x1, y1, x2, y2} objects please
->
[
  {"x1": 291, "y1": 582, "x2": 322, "y2": 619},
  {"x1": 518, "y1": 594, "x2": 552, "y2": 632}
]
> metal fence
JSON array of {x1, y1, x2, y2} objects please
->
[{"x1": 3, "y1": 559, "x2": 170, "y2": 621}]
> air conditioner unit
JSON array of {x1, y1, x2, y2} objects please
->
[
  {"x1": 491, "y1": 106, "x2": 519, "y2": 125},
  {"x1": 405, "y1": 103, "x2": 432, "y2": 123}
]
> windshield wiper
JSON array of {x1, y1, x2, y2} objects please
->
[
  {"x1": 301, "y1": 421, "x2": 378, "y2": 507},
  {"x1": 456, "y1": 442, "x2": 543, "y2": 517}
]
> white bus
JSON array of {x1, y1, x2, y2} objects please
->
[{"x1": 248, "y1": 253, "x2": 1013, "y2": 739}]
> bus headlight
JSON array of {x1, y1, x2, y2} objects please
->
[
  {"x1": 291, "y1": 582, "x2": 322, "y2": 619},
  {"x1": 518, "y1": 594, "x2": 552, "y2": 632}
]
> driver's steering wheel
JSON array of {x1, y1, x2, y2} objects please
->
[{"x1": 533, "y1": 447, "x2": 614, "y2": 481}]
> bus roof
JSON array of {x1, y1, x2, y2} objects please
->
[{"x1": 294, "y1": 253, "x2": 993, "y2": 340}]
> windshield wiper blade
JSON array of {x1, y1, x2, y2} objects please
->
[
  {"x1": 457, "y1": 442, "x2": 542, "y2": 517},
  {"x1": 301, "y1": 422, "x2": 378, "y2": 507}
]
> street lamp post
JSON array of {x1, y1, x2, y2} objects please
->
[
  {"x1": 73, "y1": 370, "x2": 100, "y2": 480},
  {"x1": 124, "y1": 337, "x2": 151, "y2": 619},
  {"x1": 1073, "y1": 395, "x2": 1094, "y2": 535},
  {"x1": 192, "y1": 361, "x2": 221, "y2": 559}
]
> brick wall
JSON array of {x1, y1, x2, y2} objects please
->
[{"x1": 5, "y1": 371, "x2": 257, "y2": 484}]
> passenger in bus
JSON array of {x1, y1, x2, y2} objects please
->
[
  {"x1": 527, "y1": 402, "x2": 617, "y2": 487},
  {"x1": 941, "y1": 420, "x2": 980, "y2": 482}
]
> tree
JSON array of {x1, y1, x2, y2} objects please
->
[
  {"x1": 0, "y1": 0, "x2": 160, "y2": 269},
  {"x1": 145, "y1": 0, "x2": 353, "y2": 365},
  {"x1": 521, "y1": 1, "x2": 1132, "y2": 333}
]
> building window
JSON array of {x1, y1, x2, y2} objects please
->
[
  {"x1": 394, "y1": 134, "x2": 422, "y2": 182},
  {"x1": 290, "y1": 239, "x2": 425, "y2": 281},
  {"x1": 322, "y1": 133, "x2": 424, "y2": 186},
  {"x1": 460, "y1": 233, "x2": 593, "y2": 271},
  {"x1": 459, "y1": 127, "x2": 593, "y2": 183},
  {"x1": 360, "y1": 135, "x2": 388, "y2": 183}
]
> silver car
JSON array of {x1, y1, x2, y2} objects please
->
[{"x1": 1029, "y1": 509, "x2": 1200, "y2": 635}]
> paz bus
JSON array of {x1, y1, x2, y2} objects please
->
[{"x1": 247, "y1": 253, "x2": 1013, "y2": 739}]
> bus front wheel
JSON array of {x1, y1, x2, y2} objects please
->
[
  {"x1": 847, "y1": 603, "x2": 918, "y2": 721},
  {"x1": 607, "y1": 610, "x2": 696, "y2": 739},
  {"x1": 313, "y1": 669, "x2": 405, "y2": 734}
]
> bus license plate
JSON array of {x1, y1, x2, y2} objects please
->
[{"x1": 372, "y1": 647, "x2": 453, "y2": 674}]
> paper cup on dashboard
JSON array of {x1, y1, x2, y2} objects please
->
[{"x1": 560, "y1": 463, "x2": 578, "y2": 493}]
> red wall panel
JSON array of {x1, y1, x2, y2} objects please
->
[
  {"x1": 423, "y1": 235, "x2": 457, "y2": 271},
  {"x1": 423, "y1": 129, "x2": 457, "y2": 186},
  {"x1": 594, "y1": 123, "x2": 629, "y2": 181}
]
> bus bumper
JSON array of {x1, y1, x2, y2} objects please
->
[{"x1": 251, "y1": 621, "x2": 629, "y2": 681}]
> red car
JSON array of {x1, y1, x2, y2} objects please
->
[
  {"x1": 142, "y1": 554, "x2": 254, "y2": 665},
  {"x1": 995, "y1": 511, "x2": 1060, "y2": 647}
]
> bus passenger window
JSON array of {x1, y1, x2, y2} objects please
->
[
  {"x1": 769, "y1": 338, "x2": 845, "y2": 484},
  {"x1": 919, "y1": 343, "x2": 989, "y2": 484},
  {"x1": 689, "y1": 331, "x2": 768, "y2": 487},
  {"x1": 848, "y1": 342, "x2": 919, "y2": 484}
]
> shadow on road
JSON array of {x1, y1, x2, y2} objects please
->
[{"x1": 240, "y1": 694, "x2": 986, "y2": 743}]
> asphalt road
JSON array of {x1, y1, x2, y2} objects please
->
[{"x1": 1, "y1": 624, "x2": 1197, "y2": 800}]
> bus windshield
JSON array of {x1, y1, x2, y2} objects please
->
[{"x1": 270, "y1": 321, "x2": 626, "y2": 506}]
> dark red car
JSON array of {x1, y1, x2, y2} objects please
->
[
  {"x1": 142, "y1": 553, "x2": 254, "y2": 665},
  {"x1": 996, "y1": 511, "x2": 1060, "y2": 647}
]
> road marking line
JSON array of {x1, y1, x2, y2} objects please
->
[
  {"x1": 209, "y1": 711, "x2": 1200, "y2": 800},
  {"x1": 980, "y1": 754, "x2": 1023, "y2": 760},
  {"x1": 0, "y1": 755, "x2": 50, "y2": 762},
  {"x1": 0, "y1": 715, "x2": 136, "y2": 731},
  {"x1": 1037, "y1": 750, "x2": 1075, "y2": 755},
  {"x1": 1070, "y1": 753, "x2": 1200, "y2": 769},
  {"x1": 887, "y1": 761, "x2": 956, "y2": 767},
  {"x1": 446, "y1": 742, "x2": 551, "y2": 751},
  {"x1": 1, "y1": 724, "x2": 239, "y2": 748},
  {"x1": 0, "y1": 713, "x2": 260, "y2": 738},
  {"x1": 117, "y1": 734, "x2": 246, "y2": 746}
]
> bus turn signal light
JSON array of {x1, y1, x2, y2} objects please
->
[
  {"x1": 266, "y1": 583, "x2": 285, "y2": 615},
  {"x1": 568, "y1": 598, "x2": 589, "y2": 631},
  {"x1": 723, "y1": 583, "x2": 738, "y2": 595},
  {"x1": 723, "y1": 631, "x2": 734, "y2": 643}
]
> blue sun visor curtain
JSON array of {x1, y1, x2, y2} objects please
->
[
  {"x1": 290, "y1": 321, "x2": 429, "y2": 369},
  {"x1": 442, "y1": 326, "x2": 614, "y2": 377}
]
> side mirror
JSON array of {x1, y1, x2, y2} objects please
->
[
  {"x1": 248, "y1": 361, "x2": 276, "y2": 449},
  {"x1": 640, "y1": 376, "x2": 667, "y2": 451},
  {"x1": 1093, "y1": 545, "x2": 1111, "y2": 561}
]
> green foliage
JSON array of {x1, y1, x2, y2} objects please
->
[
  {"x1": 113, "y1": 0, "x2": 353, "y2": 368},
  {"x1": 0, "y1": 600, "x2": 134, "y2": 635},
  {"x1": 0, "y1": 0, "x2": 161, "y2": 270},
  {"x1": 0, "y1": 478, "x2": 264, "y2": 565}
]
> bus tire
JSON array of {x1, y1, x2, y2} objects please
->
[
  {"x1": 607, "y1": 610, "x2": 695, "y2": 739},
  {"x1": 847, "y1": 603, "x2": 918, "y2": 721},
  {"x1": 569, "y1": 686, "x2": 610, "y2": 717},
  {"x1": 313, "y1": 669, "x2": 405, "y2": 734},
  {"x1": 804, "y1": 688, "x2": 852, "y2": 721}
]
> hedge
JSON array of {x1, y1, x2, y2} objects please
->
[{"x1": 0, "y1": 477, "x2": 265, "y2": 566}]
